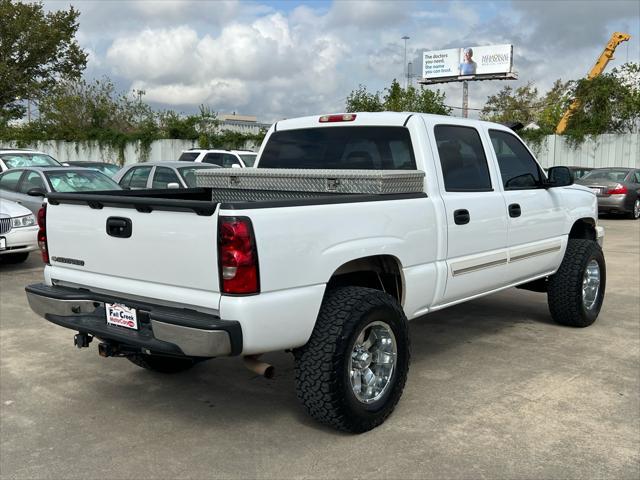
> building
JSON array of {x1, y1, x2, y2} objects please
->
[{"x1": 217, "y1": 113, "x2": 271, "y2": 135}]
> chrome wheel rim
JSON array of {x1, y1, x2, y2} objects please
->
[
  {"x1": 582, "y1": 259, "x2": 601, "y2": 310},
  {"x1": 634, "y1": 199, "x2": 640, "y2": 219},
  {"x1": 348, "y1": 321, "x2": 397, "y2": 404}
]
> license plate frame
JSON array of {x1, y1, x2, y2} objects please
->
[
  {"x1": 590, "y1": 188, "x2": 602, "y2": 195},
  {"x1": 105, "y1": 303, "x2": 139, "y2": 330}
]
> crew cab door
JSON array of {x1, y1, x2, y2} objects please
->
[
  {"x1": 430, "y1": 124, "x2": 509, "y2": 304},
  {"x1": 487, "y1": 129, "x2": 566, "y2": 283}
]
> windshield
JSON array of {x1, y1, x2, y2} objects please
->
[
  {"x1": 178, "y1": 152, "x2": 200, "y2": 162},
  {"x1": 259, "y1": 127, "x2": 416, "y2": 169},
  {"x1": 239, "y1": 154, "x2": 257, "y2": 167},
  {"x1": 581, "y1": 169, "x2": 629, "y2": 183},
  {"x1": 45, "y1": 170, "x2": 121, "y2": 192},
  {"x1": 1, "y1": 153, "x2": 60, "y2": 168},
  {"x1": 178, "y1": 166, "x2": 214, "y2": 187}
]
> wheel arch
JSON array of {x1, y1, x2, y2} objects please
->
[
  {"x1": 326, "y1": 254, "x2": 405, "y2": 305},
  {"x1": 569, "y1": 217, "x2": 597, "y2": 241}
]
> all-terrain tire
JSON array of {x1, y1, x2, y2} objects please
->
[
  {"x1": 294, "y1": 287, "x2": 410, "y2": 433},
  {"x1": 127, "y1": 353, "x2": 197, "y2": 373},
  {"x1": 548, "y1": 239, "x2": 606, "y2": 327},
  {"x1": 1, "y1": 252, "x2": 29, "y2": 264}
]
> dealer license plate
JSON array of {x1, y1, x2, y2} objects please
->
[
  {"x1": 0, "y1": 237, "x2": 6, "y2": 250},
  {"x1": 106, "y1": 303, "x2": 138, "y2": 330}
]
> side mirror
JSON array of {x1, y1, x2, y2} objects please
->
[
  {"x1": 167, "y1": 182, "x2": 180, "y2": 189},
  {"x1": 26, "y1": 187, "x2": 46, "y2": 197},
  {"x1": 547, "y1": 166, "x2": 573, "y2": 187},
  {"x1": 231, "y1": 163, "x2": 242, "y2": 169}
]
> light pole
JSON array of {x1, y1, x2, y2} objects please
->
[{"x1": 401, "y1": 36, "x2": 410, "y2": 88}]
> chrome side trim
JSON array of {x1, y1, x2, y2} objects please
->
[
  {"x1": 452, "y1": 258, "x2": 508, "y2": 277},
  {"x1": 510, "y1": 245, "x2": 562, "y2": 263},
  {"x1": 151, "y1": 320, "x2": 231, "y2": 357}
]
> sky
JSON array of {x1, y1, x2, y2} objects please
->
[{"x1": 43, "y1": 0, "x2": 640, "y2": 122}]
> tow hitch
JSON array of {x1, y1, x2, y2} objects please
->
[{"x1": 74, "y1": 333, "x2": 93, "y2": 348}]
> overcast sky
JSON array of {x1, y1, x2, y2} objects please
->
[{"x1": 44, "y1": 0, "x2": 640, "y2": 122}]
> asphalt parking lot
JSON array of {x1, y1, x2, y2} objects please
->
[{"x1": 1, "y1": 218, "x2": 638, "y2": 480}]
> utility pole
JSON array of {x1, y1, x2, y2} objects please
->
[
  {"x1": 462, "y1": 81, "x2": 469, "y2": 118},
  {"x1": 402, "y1": 36, "x2": 410, "y2": 88}
]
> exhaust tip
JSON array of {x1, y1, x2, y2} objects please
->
[{"x1": 243, "y1": 355, "x2": 275, "y2": 379}]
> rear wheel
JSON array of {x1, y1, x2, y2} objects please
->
[
  {"x1": 548, "y1": 239, "x2": 606, "y2": 327},
  {"x1": 1, "y1": 252, "x2": 29, "y2": 264},
  {"x1": 294, "y1": 287, "x2": 410, "y2": 433},
  {"x1": 127, "y1": 353, "x2": 197, "y2": 373}
]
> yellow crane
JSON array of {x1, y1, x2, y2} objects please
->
[{"x1": 556, "y1": 31, "x2": 631, "y2": 134}]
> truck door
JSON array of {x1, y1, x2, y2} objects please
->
[
  {"x1": 487, "y1": 129, "x2": 566, "y2": 284},
  {"x1": 430, "y1": 124, "x2": 509, "y2": 304}
]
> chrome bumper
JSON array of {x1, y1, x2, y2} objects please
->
[
  {"x1": 25, "y1": 284, "x2": 242, "y2": 358},
  {"x1": 596, "y1": 225, "x2": 605, "y2": 247}
]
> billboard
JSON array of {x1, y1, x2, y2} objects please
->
[{"x1": 423, "y1": 44, "x2": 513, "y2": 80}]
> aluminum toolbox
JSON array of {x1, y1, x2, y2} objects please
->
[{"x1": 195, "y1": 169, "x2": 425, "y2": 197}]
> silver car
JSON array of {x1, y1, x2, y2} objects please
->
[
  {"x1": 112, "y1": 162, "x2": 220, "y2": 189},
  {"x1": 576, "y1": 168, "x2": 640, "y2": 219},
  {"x1": 0, "y1": 167, "x2": 121, "y2": 215}
]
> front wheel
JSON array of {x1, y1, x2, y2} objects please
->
[
  {"x1": 294, "y1": 287, "x2": 410, "y2": 433},
  {"x1": 548, "y1": 239, "x2": 606, "y2": 327}
]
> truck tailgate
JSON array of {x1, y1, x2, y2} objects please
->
[{"x1": 45, "y1": 202, "x2": 220, "y2": 297}]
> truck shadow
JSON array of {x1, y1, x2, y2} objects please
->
[{"x1": 87, "y1": 288, "x2": 557, "y2": 435}]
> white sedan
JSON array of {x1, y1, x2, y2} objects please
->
[{"x1": 0, "y1": 198, "x2": 38, "y2": 264}]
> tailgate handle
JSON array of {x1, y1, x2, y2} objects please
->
[{"x1": 106, "y1": 217, "x2": 132, "y2": 238}]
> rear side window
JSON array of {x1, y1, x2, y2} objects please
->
[
  {"x1": 120, "y1": 167, "x2": 151, "y2": 189},
  {"x1": 152, "y1": 167, "x2": 180, "y2": 188},
  {"x1": 202, "y1": 153, "x2": 223, "y2": 166},
  {"x1": 178, "y1": 152, "x2": 199, "y2": 162},
  {"x1": 0, "y1": 170, "x2": 24, "y2": 191},
  {"x1": 222, "y1": 154, "x2": 239, "y2": 168},
  {"x1": 18, "y1": 171, "x2": 46, "y2": 193},
  {"x1": 489, "y1": 130, "x2": 542, "y2": 189},
  {"x1": 259, "y1": 127, "x2": 416, "y2": 170},
  {"x1": 434, "y1": 125, "x2": 492, "y2": 192}
]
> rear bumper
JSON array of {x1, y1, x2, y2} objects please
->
[
  {"x1": 25, "y1": 283, "x2": 242, "y2": 358},
  {"x1": 597, "y1": 194, "x2": 629, "y2": 213}
]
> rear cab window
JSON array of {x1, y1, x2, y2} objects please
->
[{"x1": 259, "y1": 127, "x2": 416, "y2": 170}]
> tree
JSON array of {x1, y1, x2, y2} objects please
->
[
  {"x1": 480, "y1": 82, "x2": 539, "y2": 126},
  {"x1": 537, "y1": 79, "x2": 572, "y2": 133},
  {"x1": 564, "y1": 62, "x2": 640, "y2": 142},
  {"x1": 346, "y1": 79, "x2": 451, "y2": 115},
  {"x1": 0, "y1": 0, "x2": 87, "y2": 126}
]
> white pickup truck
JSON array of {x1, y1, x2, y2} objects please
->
[{"x1": 26, "y1": 112, "x2": 606, "y2": 433}]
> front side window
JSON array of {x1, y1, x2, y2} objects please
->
[
  {"x1": 489, "y1": 130, "x2": 542, "y2": 189},
  {"x1": 222, "y1": 154, "x2": 239, "y2": 168},
  {"x1": 152, "y1": 167, "x2": 180, "y2": 188},
  {"x1": 259, "y1": 127, "x2": 416, "y2": 170},
  {"x1": 0, "y1": 170, "x2": 24, "y2": 191},
  {"x1": 434, "y1": 125, "x2": 492, "y2": 192},
  {"x1": 18, "y1": 171, "x2": 46, "y2": 193}
]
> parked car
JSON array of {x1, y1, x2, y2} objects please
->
[
  {"x1": 112, "y1": 162, "x2": 220, "y2": 189},
  {"x1": 178, "y1": 149, "x2": 257, "y2": 168},
  {"x1": 0, "y1": 167, "x2": 121, "y2": 215},
  {"x1": 576, "y1": 167, "x2": 640, "y2": 219},
  {"x1": 25, "y1": 112, "x2": 605, "y2": 433},
  {"x1": 66, "y1": 161, "x2": 120, "y2": 178},
  {"x1": 0, "y1": 198, "x2": 38, "y2": 264},
  {"x1": 0, "y1": 149, "x2": 62, "y2": 172}
]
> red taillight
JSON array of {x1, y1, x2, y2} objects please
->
[
  {"x1": 218, "y1": 217, "x2": 259, "y2": 294},
  {"x1": 319, "y1": 113, "x2": 357, "y2": 123},
  {"x1": 607, "y1": 184, "x2": 628, "y2": 195},
  {"x1": 37, "y1": 204, "x2": 49, "y2": 264}
]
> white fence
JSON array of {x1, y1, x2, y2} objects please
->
[
  {"x1": 2, "y1": 139, "x2": 261, "y2": 166},
  {"x1": 531, "y1": 133, "x2": 639, "y2": 169},
  {"x1": 3, "y1": 133, "x2": 638, "y2": 168}
]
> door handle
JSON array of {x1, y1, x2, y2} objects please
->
[
  {"x1": 509, "y1": 203, "x2": 522, "y2": 218},
  {"x1": 106, "y1": 217, "x2": 132, "y2": 238},
  {"x1": 453, "y1": 209, "x2": 470, "y2": 225}
]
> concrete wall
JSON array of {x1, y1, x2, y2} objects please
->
[
  {"x1": 5, "y1": 133, "x2": 638, "y2": 168},
  {"x1": 3, "y1": 138, "x2": 261, "y2": 166},
  {"x1": 531, "y1": 133, "x2": 639, "y2": 169}
]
